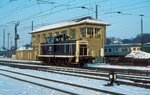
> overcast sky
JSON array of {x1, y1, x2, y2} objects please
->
[{"x1": 0, "y1": 0, "x2": 150, "y2": 48}]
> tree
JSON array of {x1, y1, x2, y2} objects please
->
[{"x1": 132, "y1": 33, "x2": 150, "y2": 43}]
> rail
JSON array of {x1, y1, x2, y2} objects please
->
[
  {"x1": 0, "y1": 59, "x2": 150, "y2": 88},
  {"x1": 0, "y1": 69, "x2": 122, "y2": 95}
]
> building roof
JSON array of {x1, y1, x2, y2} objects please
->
[
  {"x1": 126, "y1": 51, "x2": 150, "y2": 59},
  {"x1": 17, "y1": 47, "x2": 33, "y2": 51},
  {"x1": 30, "y1": 16, "x2": 110, "y2": 34}
]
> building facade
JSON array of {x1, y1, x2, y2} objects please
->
[
  {"x1": 16, "y1": 47, "x2": 34, "y2": 60},
  {"x1": 29, "y1": 17, "x2": 110, "y2": 60}
]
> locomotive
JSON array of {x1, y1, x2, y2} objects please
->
[{"x1": 37, "y1": 34, "x2": 94, "y2": 66}]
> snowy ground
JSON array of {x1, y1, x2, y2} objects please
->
[
  {"x1": 0, "y1": 66, "x2": 150, "y2": 95},
  {"x1": 86, "y1": 63, "x2": 150, "y2": 71},
  {"x1": 0, "y1": 75, "x2": 67, "y2": 95}
]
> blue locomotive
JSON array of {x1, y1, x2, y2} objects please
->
[{"x1": 37, "y1": 34, "x2": 94, "y2": 66}]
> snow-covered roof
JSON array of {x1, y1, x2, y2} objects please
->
[
  {"x1": 30, "y1": 16, "x2": 110, "y2": 33},
  {"x1": 17, "y1": 47, "x2": 33, "y2": 51},
  {"x1": 126, "y1": 51, "x2": 150, "y2": 59}
]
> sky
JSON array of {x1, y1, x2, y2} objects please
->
[{"x1": 0, "y1": 0, "x2": 150, "y2": 48}]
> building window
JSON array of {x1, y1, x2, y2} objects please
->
[
  {"x1": 49, "y1": 33, "x2": 53, "y2": 37},
  {"x1": 43, "y1": 34, "x2": 46, "y2": 38},
  {"x1": 95, "y1": 28, "x2": 101, "y2": 38},
  {"x1": 80, "y1": 27, "x2": 86, "y2": 37},
  {"x1": 42, "y1": 34, "x2": 46, "y2": 42},
  {"x1": 37, "y1": 34, "x2": 40, "y2": 42},
  {"x1": 137, "y1": 48, "x2": 140, "y2": 51},
  {"x1": 32, "y1": 35, "x2": 35, "y2": 42},
  {"x1": 87, "y1": 27, "x2": 94, "y2": 38},
  {"x1": 133, "y1": 48, "x2": 136, "y2": 51},
  {"x1": 61, "y1": 30, "x2": 67, "y2": 35},
  {"x1": 55, "y1": 32, "x2": 59, "y2": 36},
  {"x1": 70, "y1": 29, "x2": 76, "y2": 39}
]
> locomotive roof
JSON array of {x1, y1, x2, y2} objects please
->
[{"x1": 30, "y1": 16, "x2": 110, "y2": 34}]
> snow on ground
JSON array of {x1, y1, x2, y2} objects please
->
[
  {"x1": 0, "y1": 66, "x2": 150, "y2": 95},
  {"x1": 0, "y1": 75, "x2": 67, "y2": 95},
  {"x1": 87, "y1": 63, "x2": 150, "y2": 71},
  {"x1": 126, "y1": 51, "x2": 150, "y2": 59},
  {"x1": 0, "y1": 58, "x2": 42, "y2": 63}
]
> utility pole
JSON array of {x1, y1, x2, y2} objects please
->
[
  {"x1": 140, "y1": 14, "x2": 144, "y2": 50},
  {"x1": 11, "y1": 37, "x2": 13, "y2": 49},
  {"x1": 8, "y1": 33, "x2": 10, "y2": 50},
  {"x1": 96, "y1": 5, "x2": 98, "y2": 19},
  {"x1": 3, "y1": 29, "x2": 5, "y2": 49},
  {"x1": 32, "y1": 21, "x2": 34, "y2": 31},
  {"x1": 14, "y1": 22, "x2": 20, "y2": 50},
  {"x1": 81, "y1": 5, "x2": 99, "y2": 19}
]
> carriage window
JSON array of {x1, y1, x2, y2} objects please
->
[
  {"x1": 108, "y1": 48, "x2": 111, "y2": 52},
  {"x1": 104, "y1": 49, "x2": 107, "y2": 52},
  {"x1": 122, "y1": 48, "x2": 128, "y2": 52}
]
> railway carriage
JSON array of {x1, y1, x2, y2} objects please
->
[{"x1": 37, "y1": 34, "x2": 94, "y2": 66}]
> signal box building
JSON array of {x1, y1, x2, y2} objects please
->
[{"x1": 29, "y1": 17, "x2": 110, "y2": 60}]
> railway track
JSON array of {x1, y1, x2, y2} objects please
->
[
  {"x1": 39, "y1": 67, "x2": 150, "y2": 88},
  {"x1": 0, "y1": 68, "x2": 122, "y2": 95},
  {"x1": 0, "y1": 60, "x2": 150, "y2": 88}
]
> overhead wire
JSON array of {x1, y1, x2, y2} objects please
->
[
  {"x1": 1, "y1": 0, "x2": 150, "y2": 30},
  {"x1": 102, "y1": 0, "x2": 150, "y2": 12}
]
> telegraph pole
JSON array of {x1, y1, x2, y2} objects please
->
[
  {"x1": 11, "y1": 37, "x2": 13, "y2": 49},
  {"x1": 81, "y1": 5, "x2": 99, "y2": 19},
  {"x1": 32, "y1": 21, "x2": 34, "y2": 31},
  {"x1": 3, "y1": 29, "x2": 5, "y2": 49},
  {"x1": 8, "y1": 33, "x2": 10, "y2": 50},
  {"x1": 140, "y1": 14, "x2": 144, "y2": 50},
  {"x1": 96, "y1": 5, "x2": 98, "y2": 19},
  {"x1": 14, "y1": 22, "x2": 19, "y2": 50}
]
